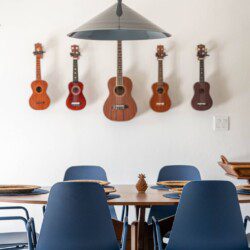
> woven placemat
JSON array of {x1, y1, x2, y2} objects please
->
[
  {"x1": 151, "y1": 185, "x2": 170, "y2": 191},
  {"x1": 0, "y1": 189, "x2": 49, "y2": 196},
  {"x1": 163, "y1": 193, "x2": 180, "y2": 199},
  {"x1": 107, "y1": 194, "x2": 120, "y2": 200}
]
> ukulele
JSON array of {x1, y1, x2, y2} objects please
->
[
  {"x1": 191, "y1": 44, "x2": 213, "y2": 111},
  {"x1": 66, "y1": 45, "x2": 86, "y2": 111},
  {"x1": 29, "y1": 43, "x2": 50, "y2": 110},
  {"x1": 150, "y1": 45, "x2": 171, "y2": 112},
  {"x1": 103, "y1": 41, "x2": 137, "y2": 121}
]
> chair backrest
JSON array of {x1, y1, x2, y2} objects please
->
[
  {"x1": 157, "y1": 165, "x2": 201, "y2": 181},
  {"x1": 63, "y1": 165, "x2": 117, "y2": 220},
  {"x1": 148, "y1": 165, "x2": 201, "y2": 223},
  {"x1": 64, "y1": 166, "x2": 108, "y2": 181},
  {"x1": 167, "y1": 181, "x2": 248, "y2": 250},
  {"x1": 37, "y1": 182, "x2": 119, "y2": 250}
]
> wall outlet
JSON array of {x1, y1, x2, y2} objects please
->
[{"x1": 213, "y1": 116, "x2": 230, "y2": 131}]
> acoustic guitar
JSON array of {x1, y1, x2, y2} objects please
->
[
  {"x1": 103, "y1": 41, "x2": 137, "y2": 121},
  {"x1": 29, "y1": 43, "x2": 50, "y2": 110},
  {"x1": 66, "y1": 45, "x2": 86, "y2": 111},
  {"x1": 150, "y1": 45, "x2": 171, "y2": 112},
  {"x1": 191, "y1": 44, "x2": 213, "y2": 111}
]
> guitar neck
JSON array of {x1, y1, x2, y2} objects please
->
[
  {"x1": 36, "y1": 57, "x2": 41, "y2": 81},
  {"x1": 158, "y1": 59, "x2": 164, "y2": 84},
  {"x1": 117, "y1": 41, "x2": 123, "y2": 86},
  {"x1": 73, "y1": 59, "x2": 79, "y2": 83},
  {"x1": 199, "y1": 59, "x2": 205, "y2": 83}
]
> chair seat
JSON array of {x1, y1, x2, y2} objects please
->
[{"x1": 0, "y1": 232, "x2": 39, "y2": 248}]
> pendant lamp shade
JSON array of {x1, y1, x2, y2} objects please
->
[{"x1": 68, "y1": 1, "x2": 171, "y2": 40}]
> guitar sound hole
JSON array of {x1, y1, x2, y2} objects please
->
[
  {"x1": 72, "y1": 86, "x2": 80, "y2": 95},
  {"x1": 115, "y1": 86, "x2": 125, "y2": 96},
  {"x1": 157, "y1": 87, "x2": 164, "y2": 94},
  {"x1": 36, "y1": 86, "x2": 42, "y2": 93},
  {"x1": 199, "y1": 89, "x2": 205, "y2": 94}
]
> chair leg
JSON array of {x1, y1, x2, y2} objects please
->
[{"x1": 121, "y1": 205, "x2": 129, "y2": 222}]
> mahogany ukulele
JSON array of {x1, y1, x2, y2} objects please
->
[
  {"x1": 150, "y1": 45, "x2": 171, "y2": 112},
  {"x1": 103, "y1": 41, "x2": 137, "y2": 121},
  {"x1": 66, "y1": 45, "x2": 86, "y2": 111},
  {"x1": 29, "y1": 43, "x2": 50, "y2": 110},
  {"x1": 191, "y1": 44, "x2": 213, "y2": 111}
]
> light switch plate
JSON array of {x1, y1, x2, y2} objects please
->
[{"x1": 213, "y1": 115, "x2": 230, "y2": 131}]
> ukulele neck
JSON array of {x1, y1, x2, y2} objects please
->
[
  {"x1": 36, "y1": 57, "x2": 41, "y2": 81},
  {"x1": 199, "y1": 59, "x2": 205, "y2": 83},
  {"x1": 158, "y1": 59, "x2": 164, "y2": 84},
  {"x1": 73, "y1": 59, "x2": 79, "y2": 83},
  {"x1": 117, "y1": 40, "x2": 123, "y2": 86}
]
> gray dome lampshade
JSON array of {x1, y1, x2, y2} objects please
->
[{"x1": 68, "y1": 0, "x2": 171, "y2": 40}]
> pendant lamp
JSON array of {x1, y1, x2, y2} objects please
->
[{"x1": 68, "y1": 0, "x2": 171, "y2": 40}]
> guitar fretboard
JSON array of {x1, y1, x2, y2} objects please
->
[
  {"x1": 199, "y1": 60, "x2": 205, "y2": 83},
  {"x1": 158, "y1": 59, "x2": 164, "y2": 84},
  {"x1": 73, "y1": 59, "x2": 78, "y2": 83},
  {"x1": 117, "y1": 41, "x2": 123, "y2": 86},
  {"x1": 36, "y1": 57, "x2": 41, "y2": 81}
]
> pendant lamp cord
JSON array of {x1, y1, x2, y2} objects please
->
[{"x1": 116, "y1": 0, "x2": 123, "y2": 17}]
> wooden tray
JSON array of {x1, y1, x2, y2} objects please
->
[
  {"x1": 0, "y1": 185, "x2": 41, "y2": 194},
  {"x1": 237, "y1": 185, "x2": 250, "y2": 191},
  {"x1": 157, "y1": 180, "x2": 190, "y2": 188},
  {"x1": 169, "y1": 188, "x2": 183, "y2": 194},
  {"x1": 65, "y1": 180, "x2": 110, "y2": 186},
  {"x1": 218, "y1": 155, "x2": 250, "y2": 178},
  {"x1": 104, "y1": 187, "x2": 116, "y2": 194}
]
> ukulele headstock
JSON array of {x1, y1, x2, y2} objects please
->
[
  {"x1": 33, "y1": 43, "x2": 44, "y2": 59},
  {"x1": 156, "y1": 45, "x2": 167, "y2": 60},
  {"x1": 197, "y1": 44, "x2": 209, "y2": 60},
  {"x1": 70, "y1": 45, "x2": 81, "y2": 60}
]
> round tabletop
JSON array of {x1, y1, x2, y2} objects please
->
[{"x1": 0, "y1": 185, "x2": 249, "y2": 206}]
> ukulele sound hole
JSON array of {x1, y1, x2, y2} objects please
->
[
  {"x1": 115, "y1": 86, "x2": 125, "y2": 96},
  {"x1": 72, "y1": 86, "x2": 81, "y2": 95},
  {"x1": 199, "y1": 89, "x2": 205, "y2": 94},
  {"x1": 36, "y1": 86, "x2": 42, "y2": 93},
  {"x1": 157, "y1": 87, "x2": 164, "y2": 94}
]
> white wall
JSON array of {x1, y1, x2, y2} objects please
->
[{"x1": 0, "y1": 0, "x2": 250, "y2": 230}]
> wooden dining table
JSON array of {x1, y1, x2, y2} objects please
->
[{"x1": 0, "y1": 184, "x2": 250, "y2": 250}]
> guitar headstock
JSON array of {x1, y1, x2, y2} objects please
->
[
  {"x1": 33, "y1": 43, "x2": 44, "y2": 58},
  {"x1": 70, "y1": 45, "x2": 81, "y2": 59},
  {"x1": 156, "y1": 45, "x2": 167, "y2": 60},
  {"x1": 197, "y1": 44, "x2": 209, "y2": 60}
]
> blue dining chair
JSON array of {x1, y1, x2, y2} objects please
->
[
  {"x1": 64, "y1": 165, "x2": 108, "y2": 181},
  {"x1": 27, "y1": 182, "x2": 128, "y2": 250},
  {"x1": 244, "y1": 216, "x2": 250, "y2": 247},
  {"x1": 153, "y1": 181, "x2": 249, "y2": 250},
  {"x1": 148, "y1": 165, "x2": 201, "y2": 223},
  {"x1": 63, "y1": 165, "x2": 126, "y2": 221},
  {"x1": 0, "y1": 206, "x2": 37, "y2": 249}
]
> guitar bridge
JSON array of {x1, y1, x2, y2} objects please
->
[
  {"x1": 71, "y1": 102, "x2": 81, "y2": 106},
  {"x1": 197, "y1": 102, "x2": 206, "y2": 106},
  {"x1": 36, "y1": 101, "x2": 45, "y2": 105},
  {"x1": 112, "y1": 105, "x2": 128, "y2": 110},
  {"x1": 156, "y1": 102, "x2": 165, "y2": 106}
]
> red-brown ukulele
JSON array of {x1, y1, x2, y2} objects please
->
[
  {"x1": 150, "y1": 45, "x2": 171, "y2": 112},
  {"x1": 191, "y1": 44, "x2": 213, "y2": 111},
  {"x1": 66, "y1": 45, "x2": 86, "y2": 111},
  {"x1": 29, "y1": 43, "x2": 50, "y2": 110},
  {"x1": 103, "y1": 41, "x2": 137, "y2": 121}
]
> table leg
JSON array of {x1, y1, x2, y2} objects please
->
[
  {"x1": 137, "y1": 206, "x2": 146, "y2": 250},
  {"x1": 135, "y1": 206, "x2": 140, "y2": 220},
  {"x1": 131, "y1": 206, "x2": 155, "y2": 250}
]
